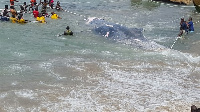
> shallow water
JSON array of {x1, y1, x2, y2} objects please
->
[{"x1": 0, "y1": 0, "x2": 200, "y2": 111}]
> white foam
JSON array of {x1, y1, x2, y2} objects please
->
[
  {"x1": 14, "y1": 89, "x2": 37, "y2": 99},
  {"x1": 8, "y1": 64, "x2": 31, "y2": 73},
  {"x1": 0, "y1": 92, "x2": 8, "y2": 98},
  {"x1": 12, "y1": 52, "x2": 26, "y2": 57}
]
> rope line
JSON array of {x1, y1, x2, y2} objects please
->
[
  {"x1": 171, "y1": 36, "x2": 180, "y2": 49},
  {"x1": 63, "y1": 9, "x2": 87, "y2": 21}
]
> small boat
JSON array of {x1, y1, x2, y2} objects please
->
[{"x1": 193, "y1": 0, "x2": 200, "y2": 12}]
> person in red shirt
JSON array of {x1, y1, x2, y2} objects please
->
[
  {"x1": 49, "y1": 0, "x2": 54, "y2": 9},
  {"x1": 30, "y1": 0, "x2": 37, "y2": 6},
  {"x1": 10, "y1": 0, "x2": 19, "y2": 6},
  {"x1": 33, "y1": 8, "x2": 39, "y2": 18}
]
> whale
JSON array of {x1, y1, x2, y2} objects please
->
[{"x1": 86, "y1": 17, "x2": 166, "y2": 51}]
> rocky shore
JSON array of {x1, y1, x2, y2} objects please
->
[
  {"x1": 170, "y1": 0, "x2": 192, "y2": 5},
  {"x1": 153, "y1": 0, "x2": 192, "y2": 5}
]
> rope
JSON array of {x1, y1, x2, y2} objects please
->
[
  {"x1": 170, "y1": 36, "x2": 180, "y2": 49},
  {"x1": 63, "y1": 9, "x2": 88, "y2": 21}
]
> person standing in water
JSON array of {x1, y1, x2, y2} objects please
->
[
  {"x1": 10, "y1": 0, "x2": 19, "y2": 6},
  {"x1": 55, "y1": 1, "x2": 63, "y2": 10},
  {"x1": 30, "y1": 0, "x2": 37, "y2": 6},
  {"x1": 10, "y1": 15, "x2": 18, "y2": 23},
  {"x1": 18, "y1": 14, "x2": 28, "y2": 24},
  {"x1": 10, "y1": 6, "x2": 17, "y2": 17},
  {"x1": 20, "y1": 2, "x2": 29, "y2": 13},
  {"x1": 1, "y1": 13, "x2": 10, "y2": 21},
  {"x1": 187, "y1": 17, "x2": 194, "y2": 32},
  {"x1": 178, "y1": 18, "x2": 188, "y2": 37},
  {"x1": 33, "y1": 8, "x2": 39, "y2": 18},
  {"x1": 29, "y1": 1, "x2": 39, "y2": 11},
  {"x1": 49, "y1": 0, "x2": 54, "y2": 9},
  {"x1": 51, "y1": 12, "x2": 61, "y2": 19},
  {"x1": 36, "y1": 13, "x2": 46, "y2": 23},
  {"x1": 64, "y1": 26, "x2": 73, "y2": 35}
]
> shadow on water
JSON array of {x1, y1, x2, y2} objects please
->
[{"x1": 130, "y1": 0, "x2": 160, "y2": 10}]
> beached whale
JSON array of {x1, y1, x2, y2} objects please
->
[{"x1": 86, "y1": 17, "x2": 166, "y2": 51}]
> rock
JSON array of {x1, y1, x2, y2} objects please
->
[
  {"x1": 153, "y1": 0, "x2": 192, "y2": 5},
  {"x1": 191, "y1": 105, "x2": 200, "y2": 112},
  {"x1": 169, "y1": 0, "x2": 192, "y2": 5},
  {"x1": 193, "y1": 0, "x2": 200, "y2": 12}
]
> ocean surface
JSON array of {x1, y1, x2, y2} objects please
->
[{"x1": 0, "y1": 0, "x2": 200, "y2": 111}]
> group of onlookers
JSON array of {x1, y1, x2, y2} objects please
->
[{"x1": 0, "y1": 0, "x2": 63, "y2": 24}]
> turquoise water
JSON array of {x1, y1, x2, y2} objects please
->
[{"x1": 0, "y1": 0, "x2": 200, "y2": 111}]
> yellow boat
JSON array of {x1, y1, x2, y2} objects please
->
[{"x1": 193, "y1": 0, "x2": 200, "y2": 12}]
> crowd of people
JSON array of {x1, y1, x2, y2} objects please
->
[
  {"x1": 0, "y1": 0, "x2": 62, "y2": 23},
  {"x1": 0, "y1": 0, "x2": 73, "y2": 35}
]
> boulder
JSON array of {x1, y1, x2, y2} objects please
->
[
  {"x1": 153, "y1": 0, "x2": 192, "y2": 5},
  {"x1": 193, "y1": 0, "x2": 200, "y2": 12},
  {"x1": 191, "y1": 105, "x2": 200, "y2": 112},
  {"x1": 169, "y1": 0, "x2": 192, "y2": 5}
]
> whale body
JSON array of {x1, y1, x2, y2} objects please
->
[{"x1": 87, "y1": 17, "x2": 166, "y2": 51}]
